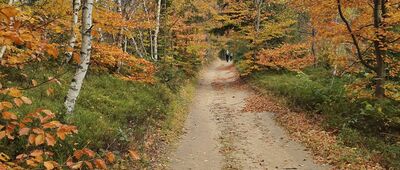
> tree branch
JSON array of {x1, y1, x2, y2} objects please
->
[{"x1": 337, "y1": 0, "x2": 376, "y2": 72}]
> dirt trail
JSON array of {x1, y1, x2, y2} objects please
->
[{"x1": 169, "y1": 59, "x2": 330, "y2": 170}]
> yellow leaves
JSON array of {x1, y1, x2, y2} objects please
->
[
  {"x1": 31, "y1": 79, "x2": 38, "y2": 87},
  {"x1": 8, "y1": 88, "x2": 22, "y2": 98},
  {"x1": 105, "y1": 152, "x2": 115, "y2": 163},
  {"x1": 46, "y1": 88, "x2": 54, "y2": 96},
  {"x1": 34, "y1": 134, "x2": 45, "y2": 146},
  {"x1": 43, "y1": 161, "x2": 58, "y2": 170},
  {"x1": 0, "y1": 153, "x2": 10, "y2": 162},
  {"x1": 0, "y1": 131, "x2": 5, "y2": 140},
  {"x1": 128, "y1": 150, "x2": 140, "y2": 161},
  {"x1": 0, "y1": 102, "x2": 13, "y2": 110}
]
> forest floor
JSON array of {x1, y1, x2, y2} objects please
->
[{"x1": 168, "y1": 59, "x2": 331, "y2": 170}]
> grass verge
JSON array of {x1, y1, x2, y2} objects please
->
[{"x1": 246, "y1": 68, "x2": 399, "y2": 169}]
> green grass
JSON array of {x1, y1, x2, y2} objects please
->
[
  {"x1": 0, "y1": 62, "x2": 197, "y2": 168},
  {"x1": 248, "y1": 68, "x2": 400, "y2": 168}
]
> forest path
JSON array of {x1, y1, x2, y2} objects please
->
[{"x1": 169, "y1": 59, "x2": 330, "y2": 170}]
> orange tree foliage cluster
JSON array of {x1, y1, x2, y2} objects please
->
[
  {"x1": 256, "y1": 43, "x2": 314, "y2": 71},
  {"x1": 215, "y1": 0, "x2": 399, "y2": 100},
  {"x1": 289, "y1": 0, "x2": 400, "y2": 99}
]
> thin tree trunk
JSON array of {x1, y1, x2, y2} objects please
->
[
  {"x1": 311, "y1": 27, "x2": 317, "y2": 66},
  {"x1": 98, "y1": 28, "x2": 104, "y2": 42},
  {"x1": 67, "y1": 0, "x2": 81, "y2": 63},
  {"x1": 65, "y1": 0, "x2": 94, "y2": 114},
  {"x1": 123, "y1": 36, "x2": 128, "y2": 52},
  {"x1": 0, "y1": 46, "x2": 6, "y2": 60},
  {"x1": 132, "y1": 37, "x2": 144, "y2": 58},
  {"x1": 138, "y1": 30, "x2": 148, "y2": 56},
  {"x1": 374, "y1": 0, "x2": 386, "y2": 98},
  {"x1": 117, "y1": 0, "x2": 124, "y2": 48},
  {"x1": 142, "y1": 0, "x2": 153, "y2": 59},
  {"x1": 154, "y1": 0, "x2": 161, "y2": 60},
  {"x1": 252, "y1": 0, "x2": 263, "y2": 60}
]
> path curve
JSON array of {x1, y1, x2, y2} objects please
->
[{"x1": 169, "y1": 59, "x2": 330, "y2": 170}]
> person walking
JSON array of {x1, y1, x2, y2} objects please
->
[{"x1": 225, "y1": 50, "x2": 230, "y2": 62}]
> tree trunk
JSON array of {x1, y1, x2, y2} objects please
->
[
  {"x1": 154, "y1": 0, "x2": 162, "y2": 60},
  {"x1": 311, "y1": 27, "x2": 317, "y2": 66},
  {"x1": 66, "y1": 0, "x2": 81, "y2": 63},
  {"x1": 0, "y1": 46, "x2": 6, "y2": 60},
  {"x1": 252, "y1": 0, "x2": 263, "y2": 61},
  {"x1": 138, "y1": 30, "x2": 148, "y2": 56},
  {"x1": 65, "y1": 0, "x2": 94, "y2": 114},
  {"x1": 132, "y1": 37, "x2": 144, "y2": 58},
  {"x1": 373, "y1": 0, "x2": 385, "y2": 98}
]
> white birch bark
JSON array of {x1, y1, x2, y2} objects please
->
[
  {"x1": 142, "y1": 0, "x2": 153, "y2": 59},
  {"x1": 0, "y1": 46, "x2": 6, "y2": 60},
  {"x1": 138, "y1": 30, "x2": 148, "y2": 55},
  {"x1": 132, "y1": 37, "x2": 144, "y2": 58},
  {"x1": 67, "y1": 0, "x2": 81, "y2": 63},
  {"x1": 65, "y1": 0, "x2": 94, "y2": 114},
  {"x1": 154, "y1": 0, "x2": 161, "y2": 60}
]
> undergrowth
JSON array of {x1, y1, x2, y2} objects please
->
[
  {"x1": 0, "y1": 61, "x2": 198, "y2": 169},
  {"x1": 248, "y1": 68, "x2": 400, "y2": 169}
]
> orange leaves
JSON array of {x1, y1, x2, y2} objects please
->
[
  {"x1": 73, "y1": 148, "x2": 95, "y2": 160},
  {"x1": 42, "y1": 121, "x2": 62, "y2": 129},
  {"x1": 0, "y1": 6, "x2": 18, "y2": 18},
  {"x1": 67, "y1": 149, "x2": 115, "y2": 170},
  {"x1": 43, "y1": 161, "x2": 58, "y2": 170},
  {"x1": 94, "y1": 159, "x2": 107, "y2": 169},
  {"x1": 91, "y1": 43, "x2": 155, "y2": 83},
  {"x1": 45, "y1": 133, "x2": 56, "y2": 146},
  {"x1": 45, "y1": 44, "x2": 59, "y2": 58},
  {"x1": 257, "y1": 43, "x2": 314, "y2": 71},
  {"x1": 18, "y1": 127, "x2": 30, "y2": 136},
  {"x1": 2, "y1": 111, "x2": 18, "y2": 120},
  {"x1": 105, "y1": 152, "x2": 115, "y2": 163},
  {"x1": 128, "y1": 150, "x2": 140, "y2": 161}
]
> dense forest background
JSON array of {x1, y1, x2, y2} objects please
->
[{"x1": 0, "y1": 0, "x2": 399, "y2": 169}]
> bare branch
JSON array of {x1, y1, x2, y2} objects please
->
[{"x1": 337, "y1": 0, "x2": 376, "y2": 72}]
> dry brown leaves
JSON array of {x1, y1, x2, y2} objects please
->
[
  {"x1": 242, "y1": 92, "x2": 384, "y2": 170},
  {"x1": 216, "y1": 64, "x2": 236, "y2": 71}
]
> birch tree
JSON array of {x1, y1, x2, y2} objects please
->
[
  {"x1": 66, "y1": 0, "x2": 81, "y2": 63},
  {"x1": 153, "y1": 0, "x2": 161, "y2": 60},
  {"x1": 65, "y1": 0, "x2": 94, "y2": 114},
  {"x1": 0, "y1": 46, "x2": 6, "y2": 60}
]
